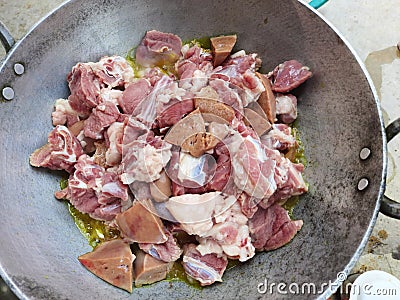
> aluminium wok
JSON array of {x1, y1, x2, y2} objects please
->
[{"x1": 0, "y1": 0, "x2": 399, "y2": 299}]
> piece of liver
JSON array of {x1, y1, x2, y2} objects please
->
[
  {"x1": 181, "y1": 132, "x2": 220, "y2": 157},
  {"x1": 134, "y1": 250, "x2": 172, "y2": 287},
  {"x1": 210, "y1": 35, "x2": 237, "y2": 67},
  {"x1": 164, "y1": 108, "x2": 205, "y2": 146},
  {"x1": 243, "y1": 107, "x2": 272, "y2": 136},
  {"x1": 255, "y1": 72, "x2": 276, "y2": 124},
  {"x1": 116, "y1": 201, "x2": 168, "y2": 244},
  {"x1": 194, "y1": 97, "x2": 235, "y2": 123},
  {"x1": 78, "y1": 239, "x2": 135, "y2": 293},
  {"x1": 150, "y1": 170, "x2": 172, "y2": 202}
]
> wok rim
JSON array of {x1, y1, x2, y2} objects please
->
[
  {"x1": 0, "y1": 1, "x2": 388, "y2": 299},
  {"x1": 298, "y1": 1, "x2": 388, "y2": 299}
]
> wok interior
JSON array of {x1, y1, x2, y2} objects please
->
[{"x1": 0, "y1": 0, "x2": 384, "y2": 299}]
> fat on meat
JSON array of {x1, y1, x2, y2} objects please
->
[
  {"x1": 182, "y1": 244, "x2": 228, "y2": 286},
  {"x1": 65, "y1": 154, "x2": 129, "y2": 221},
  {"x1": 105, "y1": 122, "x2": 125, "y2": 166},
  {"x1": 52, "y1": 98, "x2": 80, "y2": 127},
  {"x1": 275, "y1": 93, "x2": 298, "y2": 124},
  {"x1": 120, "y1": 119, "x2": 172, "y2": 184},
  {"x1": 196, "y1": 201, "x2": 255, "y2": 262},
  {"x1": 176, "y1": 45, "x2": 213, "y2": 92},
  {"x1": 211, "y1": 51, "x2": 264, "y2": 107},
  {"x1": 139, "y1": 230, "x2": 183, "y2": 262},
  {"x1": 260, "y1": 157, "x2": 307, "y2": 209},
  {"x1": 165, "y1": 192, "x2": 236, "y2": 237},
  {"x1": 260, "y1": 124, "x2": 297, "y2": 152},
  {"x1": 83, "y1": 101, "x2": 121, "y2": 140},
  {"x1": 232, "y1": 135, "x2": 277, "y2": 199},
  {"x1": 98, "y1": 88, "x2": 123, "y2": 106},
  {"x1": 120, "y1": 135, "x2": 172, "y2": 184},
  {"x1": 90, "y1": 55, "x2": 135, "y2": 88},
  {"x1": 29, "y1": 125, "x2": 84, "y2": 173}
]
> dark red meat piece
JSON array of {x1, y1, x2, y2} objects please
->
[
  {"x1": 155, "y1": 99, "x2": 194, "y2": 128},
  {"x1": 83, "y1": 101, "x2": 121, "y2": 139},
  {"x1": 248, "y1": 204, "x2": 303, "y2": 251},
  {"x1": 271, "y1": 60, "x2": 312, "y2": 93}
]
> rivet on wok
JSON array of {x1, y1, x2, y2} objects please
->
[
  {"x1": 359, "y1": 147, "x2": 371, "y2": 160},
  {"x1": 2, "y1": 87, "x2": 14, "y2": 101},
  {"x1": 357, "y1": 178, "x2": 369, "y2": 191},
  {"x1": 14, "y1": 63, "x2": 25, "y2": 75}
]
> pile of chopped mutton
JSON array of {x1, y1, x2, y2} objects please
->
[{"x1": 30, "y1": 30, "x2": 311, "y2": 292}]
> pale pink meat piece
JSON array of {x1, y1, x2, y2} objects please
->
[
  {"x1": 83, "y1": 101, "x2": 121, "y2": 140},
  {"x1": 208, "y1": 78, "x2": 243, "y2": 113},
  {"x1": 119, "y1": 79, "x2": 152, "y2": 114},
  {"x1": 260, "y1": 158, "x2": 307, "y2": 209},
  {"x1": 67, "y1": 63, "x2": 104, "y2": 115},
  {"x1": 211, "y1": 51, "x2": 264, "y2": 107},
  {"x1": 29, "y1": 125, "x2": 84, "y2": 173},
  {"x1": 65, "y1": 154, "x2": 129, "y2": 221},
  {"x1": 155, "y1": 99, "x2": 194, "y2": 128},
  {"x1": 91, "y1": 55, "x2": 135, "y2": 88},
  {"x1": 232, "y1": 135, "x2": 277, "y2": 199},
  {"x1": 136, "y1": 30, "x2": 182, "y2": 67},
  {"x1": 237, "y1": 191, "x2": 260, "y2": 218}
]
